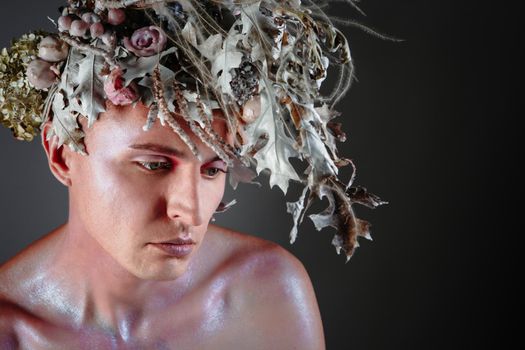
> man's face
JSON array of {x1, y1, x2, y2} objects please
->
[{"x1": 66, "y1": 102, "x2": 231, "y2": 280}]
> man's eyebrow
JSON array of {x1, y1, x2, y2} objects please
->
[
  {"x1": 129, "y1": 143, "x2": 185, "y2": 157},
  {"x1": 128, "y1": 143, "x2": 223, "y2": 164}
]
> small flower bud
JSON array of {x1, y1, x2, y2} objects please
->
[
  {"x1": 58, "y1": 16, "x2": 73, "y2": 32},
  {"x1": 90, "y1": 22, "x2": 105, "y2": 38},
  {"x1": 81, "y1": 12, "x2": 101, "y2": 24},
  {"x1": 241, "y1": 96, "x2": 261, "y2": 124},
  {"x1": 37, "y1": 36, "x2": 69, "y2": 62},
  {"x1": 26, "y1": 59, "x2": 58, "y2": 90},
  {"x1": 100, "y1": 31, "x2": 116, "y2": 47},
  {"x1": 70, "y1": 20, "x2": 90, "y2": 37},
  {"x1": 107, "y1": 9, "x2": 126, "y2": 25}
]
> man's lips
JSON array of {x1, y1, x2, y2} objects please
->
[
  {"x1": 150, "y1": 237, "x2": 196, "y2": 258},
  {"x1": 159, "y1": 237, "x2": 196, "y2": 245}
]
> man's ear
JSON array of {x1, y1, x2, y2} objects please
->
[{"x1": 41, "y1": 121, "x2": 73, "y2": 187}]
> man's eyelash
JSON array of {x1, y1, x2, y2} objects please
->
[
  {"x1": 135, "y1": 162, "x2": 228, "y2": 176},
  {"x1": 203, "y1": 167, "x2": 228, "y2": 177},
  {"x1": 136, "y1": 161, "x2": 172, "y2": 171}
]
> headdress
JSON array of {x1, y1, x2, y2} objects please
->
[{"x1": 1, "y1": 0, "x2": 388, "y2": 262}]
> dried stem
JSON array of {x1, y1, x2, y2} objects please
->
[
  {"x1": 95, "y1": 0, "x2": 165, "y2": 9},
  {"x1": 152, "y1": 66, "x2": 201, "y2": 160},
  {"x1": 59, "y1": 33, "x2": 117, "y2": 68},
  {"x1": 172, "y1": 82, "x2": 232, "y2": 166}
]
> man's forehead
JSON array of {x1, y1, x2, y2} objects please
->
[
  {"x1": 81, "y1": 103, "x2": 231, "y2": 161},
  {"x1": 81, "y1": 103, "x2": 230, "y2": 149},
  {"x1": 128, "y1": 142, "x2": 223, "y2": 164}
]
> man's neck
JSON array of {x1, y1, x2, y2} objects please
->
[{"x1": 47, "y1": 219, "x2": 192, "y2": 336}]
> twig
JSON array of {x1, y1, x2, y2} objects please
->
[
  {"x1": 172, "y1": 82, "x2": 233, "y2": 166},
  {"x1": 59, "y1": 33, "x2": 117, "y2": 68},
  {"x1": 95, "y1": 0, "x2": 165, "y2": 9},
  {"x1": 152, "y1": 66, "x2": 201, "y2": 160}
]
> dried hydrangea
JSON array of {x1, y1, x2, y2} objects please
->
[{"x1": 0, "y1": 32, "x2": 49, "y2": 141}]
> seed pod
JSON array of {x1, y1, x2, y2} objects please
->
[
  {"x1": 90, "y1": 22, "x2": 105, "y2": 38},
  {"x1": 81, "y1": 12, "x2": 101, "y2": 24},
  {"x1": 58, "y1": 16, "x2": 73, "y2": 32},
  {"x1": 26, "y1": 59, "x2": 58, "y2": 89},
  {"x1": 100, "y1": 30, "x2": 116, "y2": 47},
  {"x1": 38, "y1": 36, "x2": 69, "y2": 62},
  {"x1": 107, "y1": 9, "x2": 126, "y2": 25},
  {"x1": 241, "y1": 95, "x2": 261, "y2": 124},
  {"x1": 70, "y1": 20, "x2": 89, "y2": 37}
]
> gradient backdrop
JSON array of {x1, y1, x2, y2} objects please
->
[{"x1": 0, "y1": 1, "x2": 515, "y2": 349}]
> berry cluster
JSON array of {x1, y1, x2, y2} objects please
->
[{"x1": 58, "y1": 7, "x2": 126, "y2": 46}]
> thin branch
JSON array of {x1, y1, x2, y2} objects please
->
[
  {"x1": 59, "y1": 33, "x2": 117, "y2": 68},
  {"x1": 152, "y1": 66, "x2": 201, "y2": 160}
]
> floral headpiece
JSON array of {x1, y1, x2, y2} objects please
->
[{"x1": 0, "y1": 0, "x2": 388, "y2": 262}]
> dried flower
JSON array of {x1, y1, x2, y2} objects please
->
[
  {"x1": 0, "y1": 32, "x2": 49, "y2": 141},
  {"x1": 123, "y1": 26, "x2": 167, "y2": 57},
  {"x1": 26, "y1": 59, "x2": 58, "y2": 89},
  {"x1": 103, "y1": 68, "x2": 138, "y2": 105},
  {"x1": 37, "y1": 36, "x2": 69, "y2": 62},
  {"x1": 230, "y1": 57, "x2": 259, "y2": 106}
]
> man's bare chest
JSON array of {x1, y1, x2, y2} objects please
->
[{"x1": 11, "y1": 284, "x2": 240, "y2": 349}]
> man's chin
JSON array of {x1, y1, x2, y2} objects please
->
[{"x1": 131, "y1": 259, "x2": 190, "y2": 281}]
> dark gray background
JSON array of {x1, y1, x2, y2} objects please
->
[{"x1": 0, "y1": 1, "x2": 516, "y2": 349}]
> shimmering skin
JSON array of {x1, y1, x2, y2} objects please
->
[{"x1": 0, "y1": 102, "x2": 325, "y2": 349}]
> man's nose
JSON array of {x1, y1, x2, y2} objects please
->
[{"x1": 165, "y1": 167, "x2": 204, "y2": 227}]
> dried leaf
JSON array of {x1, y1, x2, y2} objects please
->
[
  {"x1": 308, "y1": 178, "x2": 386, "y2": 262},
  {"x1": 122, "y1": 47, "x2": 176, "y2": 85},
  {"x1": 197, "y1": 34, "x2": 223, "y2": 61},
  {"x1": 286, "y1": 186, "x2": 309, "y2": 244},
  {"x1": 348, "y1": 186, "x2": 389, "y2": 209},
  {"x1": 215, "y1": 199, "x2": 238, "y2": 213},
  {"x1": 210, "y1": 29, "x2": 243, "y2": 97},
  {"x1": 50, "y1": 90, "x2": 85, "y2": 153},
  {"x1": 247, "y1": 88, "x2": 300, "y2": 194},
  {"x1": 228, "y1": 157, "x2": 258, "y2": 190},
  {"x1": 71, "y1": 52, "x2": 106, "y2": 127}
]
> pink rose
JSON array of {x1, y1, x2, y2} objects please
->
[
  {"x1": 123, "y1": 26, "x2": 167, "y2": 57},
  {"x1": 104, "y1": 68, "x2": 138, "y2": 106}
]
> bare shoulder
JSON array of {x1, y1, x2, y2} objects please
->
[
  {"x1": 0, "y1": 241, "x2": 46, "y2": 346},
  {"x1": 206, "y1": 224, "x2": 312, "y2": 280},
  {"x1": 0, "y1": 299, "x2": 22, "y2": 349},
  {"x1": 209, "y1": 225, "x2": 326, "y2": 350},
  {"x1": 0, "y1": 225, "x2": 64, "y2": 303}
]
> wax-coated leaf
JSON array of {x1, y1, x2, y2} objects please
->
[
  {"x1": 247, "y1": 88, "x2": 300, "y2": 194},
  {"x1": 72, "y1": 52, "x2": 106, "y2": 127}
]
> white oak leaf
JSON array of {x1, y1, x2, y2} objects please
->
[
  {"x1": 247, "y1": 88, "x2": 300, "y2": 194},
  {"x1": 72, "y1": 52, "x2": 106, "y2": 127},
  {"x1": 121, "y1": 47, "x2": 176, "y2": 86},
  {"x1": 50, "y1": 90, "x2": 85, "y2": 153},
  {"x1": 210, "y1": 30, "x2": 243, "y2": 97}
]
